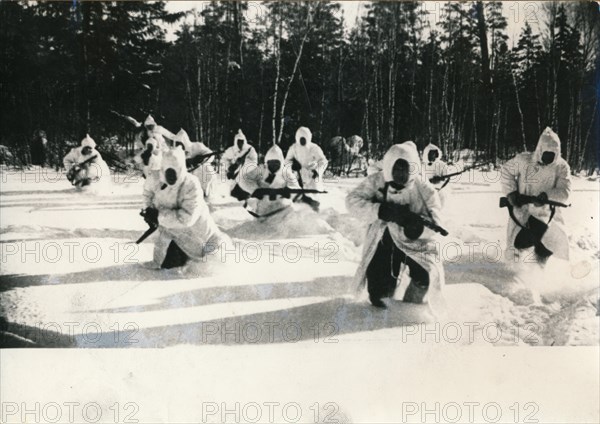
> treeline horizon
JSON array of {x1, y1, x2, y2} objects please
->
[{"x1": 1, "y1": 1, "x2": 598, "y2": 172}]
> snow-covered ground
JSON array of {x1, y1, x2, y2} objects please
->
[{"x1": 1, "y1": 166, "x2": 598, "y2": 349}]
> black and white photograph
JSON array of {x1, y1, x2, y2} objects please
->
[{"x1": 1, "y1": 0, "x2": 599, "y2": 422}]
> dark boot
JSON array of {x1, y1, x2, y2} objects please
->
[
  {"x1": 366, "y1": 230, "x2": 401, "y2": 305},
  {"x1": 529, "y1": 216, "x2": 553, "y2": 259},
  {"x1": 369, "y1": 295, "x2": 387, "y2": 309},
  {"x1": 516, "y1": 216, "x2": 553, "y2": 259},
  {"x1": 514, "y1": 228, "x2": 535, "y2": 249},
  {"x1": 403, "y1": 281, "x2": 428, "y2": 304},
  {"x1": 161, "y1": 241, "x2": 189, "y2": 269},
  {"x1": 75, "y1": 177, "x2": 92, "y2": 188}
]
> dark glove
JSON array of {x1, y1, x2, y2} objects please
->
[
  {"x1": 280, "y1": 187, "x2": 292, "y2": 199},
  {"x1": 141, "y1": 148, "x2": 152, "y2": 166},
  {"x1": 378, "y1": 203, "x2": 409, "y2": 226},
  {"x1": 142, "y1": 207, "x2": 159, "y2": 227},
  {"x1": 230, "y1": 184, "x2": 250, "y2": 201},
  {"x1": 67, "y1": 165, "x2": 82, "y2": 183},
  {"x1": 226, "y1": 164, "x2": 237, "y2": 180},
  {"x1": 67, "y1": 167, "x2": 76, "y2": 182},
  {"x1": 534, "y1": 192, "x2": 548, "y2": 207},
  {"x1": 312, "y1": 170, "x2": 319, "y2": 179},
  {"x1": 291, "y1": 159, "x2": 302, "y2": 172},
  {"x1": 403, "y1": 215, "x2": 425, "y2": 240},
  {"x1": 507, "y1": 191, "x2": 526, "y2": 207}
]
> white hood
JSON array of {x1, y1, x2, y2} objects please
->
[
  {"x1": 295, "y1": 127, "x2": 312, "y2": 146},
  {"x1": 160, "y1": 146, "x2": 187, "y2": 186},
  {"x1": 233, "y1": 129, "x2": 248, "y2": 149},
  {"x1": 175, "y1": 129, "x2": 192, "y2": 151},
  {"x1": 146, "y1": 137, "x2": 162, "y2": 171},
  {"x1": 382, "y1": 141, "x2": 420, "y2": 183},
  {"x1": 146, "y1": 137, "x2": 159, "y2": 151},
  {"x1": 144, "y1": 115, "x2": 157, "y2": 127},
  {"x1": 265, "y1": 144, "x2": 284, "y2": 164},
  {"x1": 423, "y1": 143, "x2": 442, "y2": 165},
  {"x1": 81, "y1": 134, "x2": 96, "y2": 149},
  {"x1": 533, "y1": 127, "x2": 561, "y2": 164}
]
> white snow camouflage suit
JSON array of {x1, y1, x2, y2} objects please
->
[
  {"x1": 346, "y1": 141, "x2": 446, "y2": 311},
  {"x1": 284, "y1": 127, "x2": 329, "y2": 191},
  {"x1": 145, "y1": 146, "x2": 227, "y2": 267},
  {"x1": 63, "y1": 134, "x2": 110, "y2": 186},
  {"x1": 174, "y1": 129, "x2": 217, "y2": 199},
  {"x1": 238, "y1": 144, "x2": 301, "y2": 218},
  {"x1": 222, "y1": 129, "x2": 258, "y2": 188},
  {"x1": 422, "y1": 143, "x2": 449, "y2": 205},
  {"x1": 500, "y1": 127, "x2": 571, "y2": 261}
]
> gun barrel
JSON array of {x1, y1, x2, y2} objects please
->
[
  {"x1": 523, "y1": 195, "x2": 570, "y2": 208},
  {"x1": 422, "y1": 219, "x2": 448, "y2": 236},
  {"x1": 547, "y1": 200, "x2": 570, "y2": 208},
  {"x1": 290, "y1": 189, "x2": 327, "y2": 194},
  {"x1": 253, "y1": 188, "x2": 327, "y2": 197},
  {"x1": 135, "y1": 225, "x2": 157, "y2": 244}
]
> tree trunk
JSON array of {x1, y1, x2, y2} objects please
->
[
  {"x1": 511, "y1": 68, "x2": 527, "y2": 151},
  {"x1": 196, "y1": 53, "x2": 203, "y2": 141},
  {"x1": 272, "y1": 7, "x2": 282, "y2": 146},
  {"x1": 258, "y1": 57, "x2": 265, "y2": 154},
  {"x1": 276, "y1": 7, "x2": 311, "y2": 145}
]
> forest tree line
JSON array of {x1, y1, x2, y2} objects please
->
[{"x1": 1, "y1": 1, "x2": 598, "y2": 173}]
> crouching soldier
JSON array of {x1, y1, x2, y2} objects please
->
[
  {"x1": 222, "y1": 129, "x2": 258, "y2": 200},
  {"x1": 141, "y1": 138, "x2": 163, "y2": 205},
  {"x1": 63, "y1": 134, "x2": 110, "y2": 188},
  {"x1": 142, "y1": 114, "x2": 176, "y2": 147},
  {"x1": 422, "y1": 143, "x2": 449, "y2": 205},
  {"x1": 236, "y1": 144, "x2": 301, "y2": 219},
  {"x1": 174, "y1": 129, "x2": 218, "y2": 200},
  {"x1": 136, "y1": 137, "x2": 163, "y2": 179},
  {"x1": 500, "y1": 127, "x2": 571, "y2": 264},
  {"x1": 142, "y1": 146, "x2": 228, "y2": 269},
  {"x1": 346, "y1": 141, "x2": 446, "y2": 310},
  {"x1": 285, "y1": 126, "x2": 328, "y2": 212}
]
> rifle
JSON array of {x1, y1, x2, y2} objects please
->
[
  {"x1": 226, "y1": 148, "x2": 253, "y2": 179},
  {"x1": 429, "y1": 162, "x2": 490, "y2": 184},
  {"x1": 67, "y1": 155, "x2": 98, "y2": 183},
  {"x1": 136, "y1": 209, "x2": 158, "y2": 244},
  {"x1": 187, "y1": 149, "x2": 226, "y2": 172},
  {"x1": 100, "y1": 149, "x2": 129, "y2": 172},
  {"x1": 391, "y1": 204, "x2": 449, "y2": 238},
  {"x1": 499, "y1": 195, "x2": 570, "y2": 209},
  {"x1": 251, "y1": 187, "x2": 327, "y2": 201},
  {"x1": 110, "y1": 110, "x2": 142, "y2": 128}
]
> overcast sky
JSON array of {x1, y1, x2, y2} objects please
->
[{"x1": 164, "y1": 1, "x2": 541, "y2": 45}]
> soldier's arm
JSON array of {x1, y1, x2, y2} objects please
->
[{"x1": 546, "y1": 161, "x2": 571, "y2": 203}]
